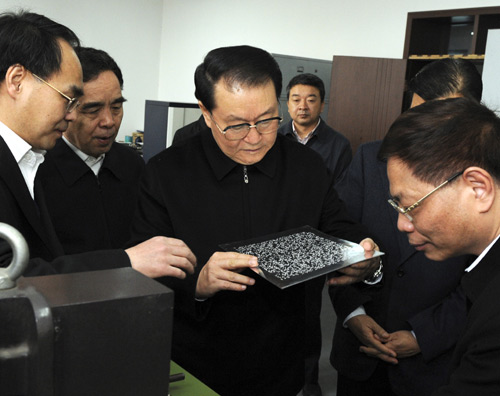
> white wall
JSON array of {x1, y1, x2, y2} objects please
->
[
  {"x1": 0, "y1": 0, "x2": 163, "y2": 140},
  {"x1": 2, "y1": 0, "x2": 500, "y2": 139},
  {"x1": 482, "y1": 29, "x2": 500, "y2": 112},
  {"x1": 159, "y1": 0, "x2": 500, "y2": 103}
]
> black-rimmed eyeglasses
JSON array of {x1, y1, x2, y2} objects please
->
[{"x1": 388, "y1": 170, "x2": 464, "y2": 222}]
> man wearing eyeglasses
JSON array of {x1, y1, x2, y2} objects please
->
[
  {"x1": 379, "y1": 97, "x2": 500, "y2": 395},
  {"x1": 330, "y1": 58, "x2": 481, "y2": 396},
  {"x1": 0, "y1": 11, "x2": 196, "y2": 279},
  {"x1": 36, "y1": 47, "x2": 145, "y2": 255},
  {"x1": 129, "y1": 45, "x2": 380, "y2": 396}
]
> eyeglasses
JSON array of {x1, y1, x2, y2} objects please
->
[
  {"x1": 388, "y1": 170, "x2": 464, "y2": 222},
  {"x1": 32, "y1": 73, "x2": 80, "y2": 113},
  {"x1": 210, "y1": 113, "x2": 282, "y2": 141}
]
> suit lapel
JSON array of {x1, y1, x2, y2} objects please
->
[
  {"x1": 34, "y1": 178, "x2": 64, "y2": 257},
  {"x1": 48, "y1": 139, "x2": 90, "y2": 186},
  {"x1": 0, "y1": 136, "x2": 59, "y2": 254},
  {"x1": 461, "y1": 238, "x2": 500, "y2": 305}
]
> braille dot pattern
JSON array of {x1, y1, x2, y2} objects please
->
[{"x1": 234, "y1": 231, "x2": 359, "y2": 281}]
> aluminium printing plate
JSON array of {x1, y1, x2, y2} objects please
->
[{"x1": 220, "y1": 225, "x2": 384, "y2": 289}]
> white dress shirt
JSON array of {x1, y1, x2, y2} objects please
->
[
  {"x1": 291, "y1": 118, "x2": 321, "y2": 144},
  {"x1": 62, "y1": 136, "x2": 105, "y2": 176},
  {"x1": 465, "y1": 234, "x2": 500, "y2": 272},
  {"x1": 0, "y1": 121, "x2": 45, "y2": 200}
]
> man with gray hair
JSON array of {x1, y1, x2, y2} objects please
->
[{"x1": 38, "y1": 47, "x2": 145, "y2": 255}]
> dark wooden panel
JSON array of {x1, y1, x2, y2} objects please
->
[
  {"x1": 327, "y1": 56, "x2": 407, "y2": 155},
  {"x1": 403, "y1": 6, "x2": 500, "y2": 57}
]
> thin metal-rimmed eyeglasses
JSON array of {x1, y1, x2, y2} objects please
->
[
  {"x1": 32, "y1": 73, "x2": 80, "y2": 113},
  {"x1": 210, "y1": 113, "x2": 282, "y2": 141},
  {"x1": 388, "y1": 170, "x2": 464, "y2": 222}
]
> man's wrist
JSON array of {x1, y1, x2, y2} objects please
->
[{"x1": 343, "y1": 306, "x2": 366, "y2": 327}]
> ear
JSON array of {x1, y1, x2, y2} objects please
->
[
  {"x1": 320, "y1": 101, "x2": 325, "y2": 113},
  {"x1": 4, "y1": 64, "x2": 29, "y2": 99},
  {"x1": 463, "y1": 167, "x2": 496, "y2": 213},
  {"x1": 198, "y1": 100, "x2": 213, "y2": 129}
]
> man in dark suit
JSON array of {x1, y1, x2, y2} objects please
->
[
  {"x1": 37, "y1": 47, "x2": 145, "y2": 254},
  {"x1": 330, "y1": 58, "x2": 482, "y2": 396},
  {"x1": 0, "y1": 11, "x2": 195, "y2": 279},
  {"x1": 172, "y1": 115, "x2": 209, "y2": 146},
  {"x1": 332, "y1": 140, "x2": 469, "y2": 396},
  {"x1": 379, "y1": 97, "x2": 500, "y2": 395}
]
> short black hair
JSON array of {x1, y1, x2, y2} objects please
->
[
  {"x1": 286, "y1": 73, "x2": 325, "y2": 102},
  {"x1": 408, "y1": 58, "x2": 482, "y2": 102},
  {"x1": 76, "y1": 47, "x2": 123, "y2": 89},
  {"x1": 378, "y1": 98, "x2": 500, "y2": 185},
  {"x1": 194, "y1": 45, "x2": 282, "y2": 112},
  {"x1": 0, "y1": 10, "x2": 80, "y2": 83}
]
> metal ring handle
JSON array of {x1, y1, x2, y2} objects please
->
[{"x1": 0, "y1": 222, "x2": 29, "y2": 290}]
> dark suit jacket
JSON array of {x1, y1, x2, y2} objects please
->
[
  {"x1": 278, "y1": 118, "x2": 352, "y2": 183},
  {"x1": 433, "y1": 238, "x2": 500, "y2": 395},
  {"x1": 37, "y1": 139, "x2": 145, "y2": 254},
  {"x1": 172, "y1": 115, "x2": 209, "y2": 146},
  {"x1": 0, "y1": 136, "x2": 130, "y2": 276},
  {"x1": 331, "y1": 141, "x2": 469, "y2": 396}
]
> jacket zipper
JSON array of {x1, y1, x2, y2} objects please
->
[{"x1": 243, "y1": 165, "x2": 249, "y2": 184}]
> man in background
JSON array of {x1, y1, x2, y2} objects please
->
[
  {"x1": 0, "y1": 10, "x2": 195, "y2": 279},
  {"x1": 407, "y1": 58, "x2": 482, "y2": 108},
  {"x1": 172, "y1": 114, "x2": 209, "y2": 146},
  {"x1": 38, "y1": 47, "x2": 145, "y2": 254},
  {"x1": 278, "y1": 73, "x2": 352, "y2": 183}
]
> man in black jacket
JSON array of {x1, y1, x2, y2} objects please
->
[
  {"x1": 331, "y1": 58, "x2": 482, "y2": 396},
  {"x1": 38, "y1": 47, "x2": 145, "y2": 254},
  {"x1": 0, "y1": 11, "x2": 195, "y2": 279},
  {"x1": 129, "y1": 45, "x2": 381, "y2": 396},
  {"x1": 379, "y1": 98, "x2": 500, "y2": 395}
]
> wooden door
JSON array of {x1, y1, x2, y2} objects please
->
[{"x1": 327, "y1": 56, "x2": 407, "y2": 155}]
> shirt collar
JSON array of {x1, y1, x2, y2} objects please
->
[
  {"x1": 292, "y1": 118, "x2": 321, "y2": 144},
  {"x1": 465, "y1": 234, "x2": 500, "y2": 272},
  {"x1": 63, "y1": 136, "x2": 105, "y2": 175},
  {"x1": 0, "y1": 121, "x2": 46, "y2": 162},
  {"x1": 63, "y1": 135, "x2": 105, "y2": 163},
  {"x1": 201, "y1": 129, "x2": 278, "y2": 181},
  {"x1": 461, "y1": 234, "x2": 500, "y2": 305},
  {"x1": 0, "y1": 121, "x2": 46, "y2": 199}
]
